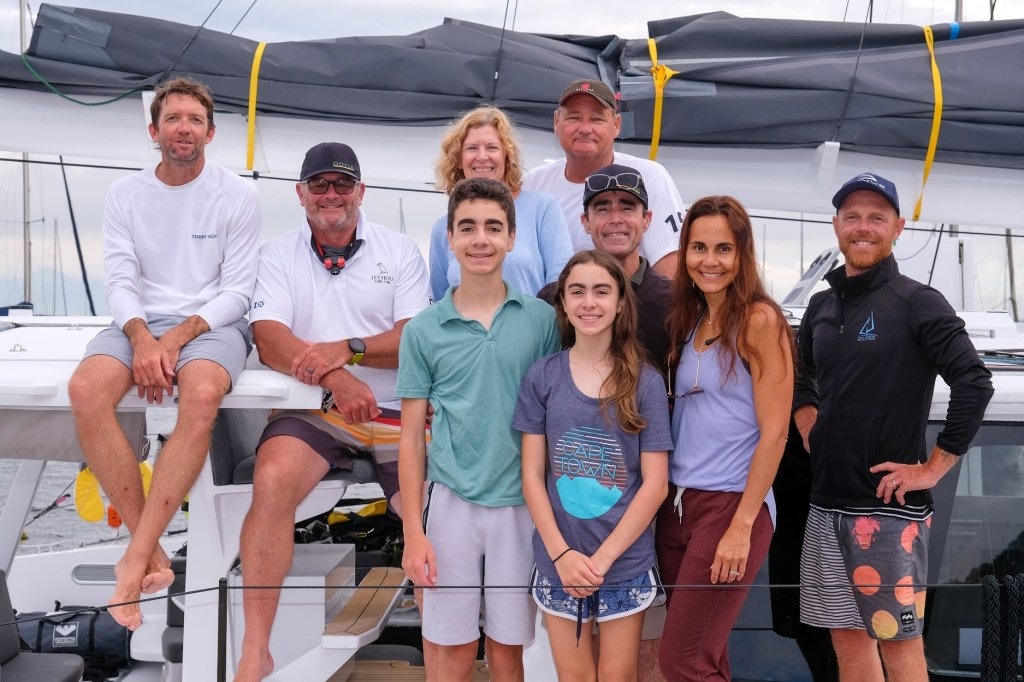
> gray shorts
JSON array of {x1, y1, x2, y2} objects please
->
[
  {"x1": 84, "y1": 315, "x2": 251, "y2": 386},
  {"x1": 420, "y1": 481, "x2": 536, "y2": 647},
  {"x1": 800, "y1": 506, "x2": 929, "y2": 640}
]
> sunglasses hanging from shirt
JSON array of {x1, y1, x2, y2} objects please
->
[{"x1": 310, "y1": 235, "x2": 364, "y2": 275}]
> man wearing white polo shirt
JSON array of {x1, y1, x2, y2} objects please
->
[
  {"x1": 234, "y1": 142, "x2": 430, "y2": 682},
  {"x1": 524, "y1": 78, "x2": 685, "y2": 278}
]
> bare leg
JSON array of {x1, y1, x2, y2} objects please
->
[
  {"x1": 69, "y1": 358, "x2": 173, "y2": 602},
  {"x1": 597, "y1": 613, "x2": 644, "y2": 681},
  {"x1": 234, "y1": 436, "x2": 329, "y2": 682},
  {"x1": 484, "y1": 637, "x2": 524, "y2": 682},
  {"x1": 109, "y1": 360, "x2": 230, "y2": 629},
  {"x1": 879, "y1": 637, "x2": 928, "y2": 682},
  {"x1": 831, "y1": 628, "x2": 884, "y2": 682},
  {"x1": 545, "y1": 614, "x2": 597, "y2": 681},
  {"x1": 434, "y1": 640, "x2": 480, "y2": 682},
  {"x1": 639, "y1": 638, "x2": 665, "y2": 682}
]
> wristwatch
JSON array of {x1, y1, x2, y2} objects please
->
[{"x1": 346, "y1": 338, "x2": 366, "y2": 366}]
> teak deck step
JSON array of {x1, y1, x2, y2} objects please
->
[{"x1": 322, "y1": 566, "x2": 408, "y2": 649}]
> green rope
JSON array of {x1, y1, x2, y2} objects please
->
[{"x1": 20, "y1": 52, "x2": 145, "y2": 106}]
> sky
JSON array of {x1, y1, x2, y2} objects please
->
[
  {"x1": 2, "y1": 0, "x2": 1024, "y2": 315},
  {"x1": 3, "y1": 0, "x2": 1024, "y2": 50}
]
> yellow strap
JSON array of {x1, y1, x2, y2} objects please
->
[
  {"x1": 246, "y1": 41, "x2": 267, "y2": 171},
  {"x1": 913, "y1": 26, "x2": 943, "y2": 222},
  {"x1": 647, "y1": 38, "x2": 679, "y2": 161}
]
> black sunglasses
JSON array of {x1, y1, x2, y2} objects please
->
[{"x1": 303, "y1": 176, "x2": 358, "y2": 195}]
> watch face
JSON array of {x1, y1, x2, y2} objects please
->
[{"x1": 349, "y1": 338, "x2": 367, "y2": 354}]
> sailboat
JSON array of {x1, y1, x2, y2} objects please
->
[{"x1": 2, "y1": 4, "x2": 1024, "y2": 680}]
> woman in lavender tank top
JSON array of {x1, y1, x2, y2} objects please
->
[{"x1": 656, "y1": 196, "x2": 795, "y2": 681}]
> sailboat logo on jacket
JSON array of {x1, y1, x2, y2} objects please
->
[{"x1": 858, "y1": 312, "x2": 877, "y2": 342}]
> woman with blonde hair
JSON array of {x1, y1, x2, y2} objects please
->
[{"x1": 429, "y1": 105, "x2": 573, "y2": 299}]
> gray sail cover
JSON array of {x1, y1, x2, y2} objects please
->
[{"x1": 1, "y1": 4, "x2": 1023, "y2": 169}]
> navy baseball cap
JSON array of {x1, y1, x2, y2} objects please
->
[
  {"x1": 300, "y1": 142, "x2": 361, "y2": 182},
  {"x1": 583, "y1": 164, "x2": 649, "y2": 210},
  {"x1": 832, "y1": 172, "x2": 900, "y2": 215}
]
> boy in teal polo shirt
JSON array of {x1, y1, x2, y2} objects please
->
[{"x1": 397, "y1": 177, "x2": 559, "y2": 680}]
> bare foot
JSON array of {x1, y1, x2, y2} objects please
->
[
  {"x1": 140, "y1": 565, "x2": 175, "y2": 594},
  {"x1": 234, "y1": 650, "x2": 274, "y2": 682},
  {"x1": 108, "y1": 558, "x2": 145, "y2": 630}
]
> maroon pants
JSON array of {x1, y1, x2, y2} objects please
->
[{"x1": 656, "y1": 488, "x2": 773, "y2": 682}]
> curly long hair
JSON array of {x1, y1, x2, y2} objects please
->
[
  {"x1": 554, "y1": 250, "x2": 647, "y2": 433},
  {"x1": 434, "y1": 106, "x2": 524, "y2": 194},
  {"x1": 666, "y1": 196, "x2": 792, "y2": 381}
]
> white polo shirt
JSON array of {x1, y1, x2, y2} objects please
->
[
  {"x1": 523, "y1": 151, "x2": 685, "y2": 266},
  {"x1": 249, "y1": 209, "x2": 430, "y2": 408}
]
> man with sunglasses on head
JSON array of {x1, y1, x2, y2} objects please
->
[
  {"x1": 235, "y1": 142, "x2": 430, "y2": 682},
  {"x1": 539, "y1": 163, "x2": 670, "y2": 377},
  {"x1": 524, "y1": 78, "x2": 685, "y2": 278}
]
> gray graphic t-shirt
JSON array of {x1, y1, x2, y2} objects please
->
[{"x1": 513, "y1": 350, "x2": 673, "y2": 583}]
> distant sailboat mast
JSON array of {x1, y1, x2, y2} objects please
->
[{"x1": 20, "y1": 0, "x2": 30, "y2": 304}]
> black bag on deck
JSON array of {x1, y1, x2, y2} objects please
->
[{"x1": 16, "y1": 606, "x2": 131, "y2": 680}]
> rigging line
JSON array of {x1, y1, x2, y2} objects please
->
[
  {"x1": 56, "y1": 217, "x2": 68, "y2": 315},
  {"x1": 58, "y1": 156, "x2": 96, "y2": 315},
  {"x1": 489, "y1": 0, "x2": 514, "y2": 103},
  {"x1": 230, "y1": 0, "x2": 260, "y2": 35},
  {"x1": 25, "y1": 479, "x2": 73, "y2": 528},
  {"x1": 152, "y1": 0, "x2": 228, "y2": 86},
  {"x1": 831, "y1": 0, "x2": 873, "y2": 143},
  {"x1": 927, "y1": 222, "x2": 945, "y2": 286},
  {"x1": 511, "y1": 0, "x2": 520, "y2": 32},
  {"x1": 894, "y1": 224, "x2": 938, "y2": 261}
]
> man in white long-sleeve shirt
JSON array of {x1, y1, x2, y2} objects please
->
[{"x1": 68, "y1": 76, "x2": 261, "y2": 631}]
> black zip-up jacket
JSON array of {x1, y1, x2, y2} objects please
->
[{"x1": 794, "y1": 255, "x2": 993, "y2": 515}]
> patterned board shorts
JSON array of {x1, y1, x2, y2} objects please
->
[
  {"x1": 800, "y1": 506, "x2": 930, "y2": 640},
  {"x1": 533, "y1": 567, "x2": 662, "y2": 624}
]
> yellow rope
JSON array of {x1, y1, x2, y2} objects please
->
[
  {"x1": 246, "y1": 41, "x2": 267, "y2": 172},
  {"x1": 647, "y1": 38, "x2": 679, "y2": 161},
  {"x1": 913, "y1": 26, "x2": 943, "y2": 222}
]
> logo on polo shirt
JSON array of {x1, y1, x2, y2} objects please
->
[
  {"x1": 372, "y1": 263, "x2": 394, "y2": 285},
  {"x1": 858, "y1": 312, "x2": 877, "y2": 342},
  {"x1": 251, "y1": 300, "x2": 264, "y2": 309}
]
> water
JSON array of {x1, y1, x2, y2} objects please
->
[{"x1": 0, "y1": 408, "x2": 188, "y2": 554}]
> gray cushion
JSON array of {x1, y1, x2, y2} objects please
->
[
  {"x1": 1, "y1": 652, "x2": 85, "y2": 682},
  {"x1": 0, "y1": 570, "x2": 84, "y2": 681}
]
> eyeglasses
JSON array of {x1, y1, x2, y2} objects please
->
[
  {"x1": 669, "y1": 335, "x2": 720, "y2": 399},
  {"x1": 303, "y1": 176, "x2": 358, "y2": 195},
  {"x1": 585, "y1": 172, "x2": 642, "y2": 193}
]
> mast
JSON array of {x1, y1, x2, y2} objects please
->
[{"x1": 20, "y1": 0, "x2": 30, "y2": 303}]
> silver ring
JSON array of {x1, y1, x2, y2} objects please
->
[
  {"x1": 729, "y1": 570, "x2": 740, "y2": 576},
  {"x1": 890, "y1": 479, "x2": 898, "y2": 486},
  {"x1": 306, "y1": 367, "x2": 315, "y2": 373}
]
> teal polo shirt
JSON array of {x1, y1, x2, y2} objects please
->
[{"x1": 396, "y1": 283, "x2": 559, "y2": 507}]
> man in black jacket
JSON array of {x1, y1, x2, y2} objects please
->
[{"x1": 793, "y1": 173, "x2": 993, "y2": 682}]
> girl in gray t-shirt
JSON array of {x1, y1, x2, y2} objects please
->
[{"x1": 514, "y1": 250, "x2": 671, "y2": 676}]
